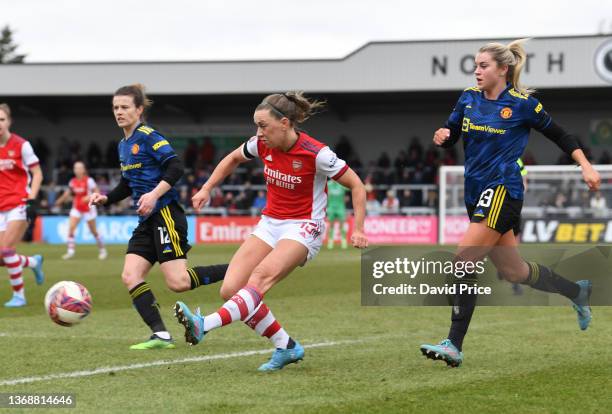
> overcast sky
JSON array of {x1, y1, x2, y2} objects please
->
[{"x1": 3, "y1": 0, "x2": 612, "y2": 62}]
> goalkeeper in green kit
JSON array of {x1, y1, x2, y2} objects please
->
[{"x1": 327, "y1": 179, "x2": 349, "y2": 249}]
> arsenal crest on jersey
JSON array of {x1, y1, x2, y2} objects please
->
[
  {"x1": 292, "y1": 159, "x2": 302, "y2": 172},
  {"x1": 7, "y1": 150, "x2": 15, "y2": 157}
]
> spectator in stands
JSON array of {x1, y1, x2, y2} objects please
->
[
  {"x1": 381, "y1": 190, "x2": 400, "y2": 214},
  {"x1": 234, "y1": 191, "x2": 250, "y2": 212},
  {"x1": 590, "y1": 190, "x2": 607, "y2": 218},
  {"x1": 46, "y1": 182, "x2": 60, "y2": 212},
  {"x1": 334, "y1": 135, "x2": 355, "y2": 162},
  {"x1": 55, "y1": 163, "x2": 72, "y2": 185},
  {"x1": 251, "y1": 190, "x2": 266, "y2": 216},
  {"x1": 184, "y1": 139, "x2": 199, "y2": 170},
  {"x1": 349, "y1": 155, "x2": 363, "y2": 171},
  {"x1": 425, "y1": 189, "x2": 438, "y2": 210},
  {"x1": 195, "y1": 168, "x2": 210, "y2": 188},
  {"x1": 179, "y1": 186, "x2": 191, "y2": 209},
  {"x1": 442, "y1": 147, "x2": 457, "y2": 166},
  {"x1": 86, "y1": 142, "x2": 103, "y2": 168},
  {"x1": 105, "y1": 139, "x2": 119, "y2": 167},
  {"x1": 399, "y1": 189, "x2": 413, "y2": 207},
  {"x1": 377, "y1": 152, "x2": 391, "y2": 169},
  {"x1": 33, "y1": 137, "x2": 50, "y2": 172},
  {"x1": 199, "y1": 137, "x2": 216, "y2": 165},
  {"x1": 364, "y1": 174, "x2": 380, "y2": 216},
  {"x1": 97, "y1": 175, "x2": 110, "y2": 197},
  {"x1": 406, "y1": 147, "x2": 420, "y2": 168},
  {"x1": 209, "y1": 188, "x2": 225, "y2": 208},
  {"x1": 554, "y1": 191, "x2": 568, "y2": 208},
  {"x1": 408, "y1": 136, "x2": 424, "y2": 160},
  {"x1": 394, "y1": 150, "x2": 408, "y2": 178}
]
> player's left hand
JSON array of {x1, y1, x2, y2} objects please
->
[
  {"x1": 137, "y1": 192, "x2": 158, "y2": 216},
  {"x1": 582, "y1": 165, "x2": 601, "y2": 191},
  {"x1": 351, "y1": 230, "x2": 368, "y2": 249}
]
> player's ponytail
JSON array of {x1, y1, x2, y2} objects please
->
[
  {"x1": 479, "y1": 39, "x2": 534, "y2": 96},
  {"x1": 113, "y1": 84, "x2": 153, "y2": 121},
  {"x1": 257, "y1": 91, "x2": 325, "y2": 125},
  {"x1": 507, "y1": 39, "x2": 533, "y2": 96}
]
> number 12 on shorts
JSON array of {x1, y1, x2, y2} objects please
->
[{"x1": 157, "y1": 226, "x2": 171, "y2": 244}]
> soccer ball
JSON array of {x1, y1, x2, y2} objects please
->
[{"x1": 44, "y1": 281, "x2": 92, "y2": 327}]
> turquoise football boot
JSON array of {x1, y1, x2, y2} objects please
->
[
  {"x1": 174, "y1": 301, "x2": 206, "y2": 345},
  {"x1": 32, "y1": 254, "x2": 45, "y2": 285},
  {"x1": 4, "y1": 295, "x2": 26, "y2": 308},
  {"x1": 420, "y1": 339, "x2": 463, "y2": 367},
  {"x1": 258, "y1": 341, "x2": 305, "y2": 372},
  {"x1": 572, "y1": 280, "x2": 592, "y2": 331}
]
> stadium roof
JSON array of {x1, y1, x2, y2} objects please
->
[{"x1": 1, "y1": 35, "x2": 611, "y2": 96}]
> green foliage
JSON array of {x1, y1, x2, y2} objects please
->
[{"x1": 0, "y1": 25, "x2": 25, "y2": 63}]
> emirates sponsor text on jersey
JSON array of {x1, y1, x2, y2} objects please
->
[
  {"x1": 0, "y1": 159, "x2": 16, "y2": 170},
  {"x1": 264, "y1": 165, "x2": 303, "y2": 189}
]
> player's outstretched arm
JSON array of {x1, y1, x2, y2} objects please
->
[
  {"x1": 540, "y1": 121, "x2": 601, "y2": 191},
  {"x1": 192, "y1": 146, "x2": 248, "y2": 211},
  {"x1": 335, "y1": 168, "x2": 368, "y2": 249}
]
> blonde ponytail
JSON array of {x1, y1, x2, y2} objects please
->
[{"x1": 479, "y1": 38, "x2": 534, "y2": 96}]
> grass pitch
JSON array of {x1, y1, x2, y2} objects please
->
[{"x1": 0, "y1": 244, "x2": 610, "y2": 413}]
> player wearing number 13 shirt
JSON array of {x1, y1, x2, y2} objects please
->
[
  {"x1": 175, "y1": 92, "x2": 368, "y2": 371},
  {"x1": 420, "y1": 39, "x2": 601, "y2": 368}
]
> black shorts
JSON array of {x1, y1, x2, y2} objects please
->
[
  {"x1": 126, "y1": 201, "x2": 191, "y2": 264},
  {"x1": 466, "y1": 185, "x2": 523, "y2": 235}
]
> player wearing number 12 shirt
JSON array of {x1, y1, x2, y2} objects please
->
[
  {"x1": 89, "y1": 84, "x2": 228, "y2": 350},
  {"x1": 175, "y1": 92, "x2": 368, "y2": 371},
  {"x1": 420, "y1": 39, "x2": 601, "y2": 368}
]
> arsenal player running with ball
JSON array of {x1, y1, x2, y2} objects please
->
[
  {"x1": 175, "y1": 92, "x2": 368, "y2": 371},
  {"x1": 0, "y1": 103, "x2": 45, "y2": 308}
]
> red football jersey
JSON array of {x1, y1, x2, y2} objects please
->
[
  {"x1": 69, "y1": 176, "x2": 96, "y2": 213},
  {"x1": 0, "y1": 134, "x2": 39, "y2": 211},
  {"x1": 243, "y1": 132, "x2": 348, "y2": 220}
]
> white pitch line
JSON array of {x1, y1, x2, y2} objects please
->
[{"x1": 0, "y1": 339, "x2": 362, "y2": 386}]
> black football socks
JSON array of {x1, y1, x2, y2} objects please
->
[
  {"x1": 129, "y1": 282, "x2": 167, "y2": 333},
  {"x1": 522, "y1": 262, "x2": 580, "y2": 300},
  {"x1": 187, "y1": 264, "x2": 229, "y2": 290},
  {"x1": 447, "y1": 275, "x2": 478, "y2": 351}
]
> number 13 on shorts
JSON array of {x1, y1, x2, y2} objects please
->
[{"x1": 477, "y1": 188, "x2": 495, "y2": 208}]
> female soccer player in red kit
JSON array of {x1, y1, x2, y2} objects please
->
[
  {"x1": 0, "y1": 103, "x2": 45, "y2": 307},
  {"x1": 55, "y1": 161, "x2": 107, "y2": 260},
  {"x1": 175, "y1": 92, "x2": 369, "y2": 371}
]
